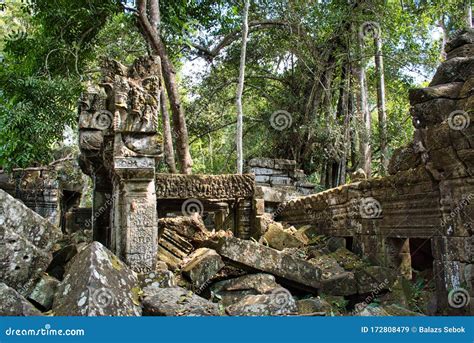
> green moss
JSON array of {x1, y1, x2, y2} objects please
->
[
  {"x1": 110, "y1": 254, "x2": 123, "y2": 271},
  {"x1": 131, "y1": 285, "x2": 143, "y2": 306}
]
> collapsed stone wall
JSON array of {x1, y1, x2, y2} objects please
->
[
  {"x1": 247, "y1": 157, "x2": 315, "y2": 195},
  {"x1": 0, "y1": 166, "x2": 85, "y2": 228},
  {"x1": 277, "y1": 29, "x2": 474, "y2": 315}
]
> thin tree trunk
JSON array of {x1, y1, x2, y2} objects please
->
[
  {"x1": 438, "y1": 17, "x2": 448, "y2": 60},
  {"x1": 137, "y1": 0, "x2": 193, "y2": 174},
  {"x1": 355, "y1": 35, "x2": 371, "y2": 177},
  {"x1": 374, "y1": 34, "x2": 388, "y2": 175},
  {"x1": 236, "y1": 0, "x2": 250, "y2": 174},
  {"x1": 340, "y1": 63, "x2": 352, "y2": 185},
  {"x1": 160, "y1": 89, "x2": 177, "y2": 173},
  {"x1": 466, "y1": 0, "x2": 473, "y2": 28}
]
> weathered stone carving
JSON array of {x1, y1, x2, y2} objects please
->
[
  {"x1": 155, "y1": 174, "x2": 255, "y2": 199},
  {"x1": 79, "y1": 56, "x2": 163, "y2": 273}
]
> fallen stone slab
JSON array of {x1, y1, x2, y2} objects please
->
[
  {"x1": 52, "y1": 242, "x2": 141, "y2": 316},
  {"x1": 296, "y1": 298, "x2": 331, "y2": 315},
  {"x1": 355, "y1": 305, "x2": 390, "y2": 316},
  {"x1": 0, "y1": 189, "x2": 62, "y2": 295},
  {"x1": 158, "y1": 213, "x2": 209, "y2": 243},
  {"x1": 0, "y1": 283, "x2": 43, "y2": 316},
  {"x1": 142, "y1": 285, "x2": 220, "y2": 316},
  {"x1": 210, "y1": 273, "x2": 281, "y2": 306},
  {"x1": 28, "y1": 274, "x2": 60, "y2": 311},
  {"x1": 225, "y1": 287, "x2": 297, "y2": 316},
  {"x1": 355, "y1": 266, "x2": 396, "y2": 294},
  {"x1": 309, "y1": 255, "x2": 357, "y2": 296},
  {"x1": 384, "y1": 304, "x2": 425, "y2": 316},
  {"x1": 202, "y1": 236, "x2": 324, "y2": 290},
  {"x1": 139, "y1": 270, "x2": 177, "y2": 289},
  {"x1": 261, "y1": 223, "x2": 305, "y2": 250},
  {"x1": 182, "y1": 248, "x2": 224, "y2": 290},
  {"x1": 157, "y1": 228, "x2": 194, "y2": 270}
]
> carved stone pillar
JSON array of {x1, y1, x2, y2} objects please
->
[
  {"x1": 106, "y1": 56, "x2": 163, "y2": 273},
  {"x1": 79, "y1": 56, "x2": 163, "y2": 273},
  {"x1": 235, "y1": 199, "x2": 252, "y2": 239},
  {"x1": 113, "y1": 157, "x2": 158, "y2": 272}
]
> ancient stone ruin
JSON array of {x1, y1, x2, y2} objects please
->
[
  {"x1": 278, "y1": 29, "x2": 474, "y2": 315},
  {"x1": 0, "y1": 29, "x2": 472, "y2": 317}
]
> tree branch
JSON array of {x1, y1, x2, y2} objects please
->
[{"x1": 190, "y1": 20, "x2": 288, "y2": 61}]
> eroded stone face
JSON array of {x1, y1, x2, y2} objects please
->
[
  {"x1": 0, "y1": 189, "x2": 61, "y2": 295},
  {"x1": 142, "y1": 285, "x2": 220, "y2": 316},
  {"x1": 181, "y1": 248, "x2": 224, "y2": 289},
  {"x1": 261, "y1": 223, "x2": 305, "y2": 250},
  {"x1": 0, "y1": 283, "x2": 42, "y2": 316},
  {"x1": 28, "y1": 274, "x2": 60, "y2": 311},
  {"x1": 225, "y1": 288, "x2": 297, "y2": 316},
  {"x1": 210, "y1": 273, "x2": 281, "y2": 307},
  {"x1": 52, "y1": 242, "x2": 141, "y2": 316}
]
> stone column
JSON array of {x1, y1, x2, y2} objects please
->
[
  {"x1": 235, "y1": 198, "x2": 252, "y2": 239},
  {"x1": 113, "y1": 156, "x2": 158, "y2": 273}
]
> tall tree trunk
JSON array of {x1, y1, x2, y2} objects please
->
[
  {"x1": 438, "y1": 17, "x2": 448, "y2": 60},
  {"x1": 355, "y1": 36, "x2": 372, "y2": 177},
  {"x1": 236, "y1": 0, "x2": 250, "y2": 174},
  {"x1": 336, "y1": 62, "x2": 350, "y2": 186},
  {"x1": 374, "y1": 33, "x2": 388, "y2": 175},
  {"x1": 341, "y1": 64, "x2": 353, "y2": 185},
  {"x1": 137, "y1": 0, "x2": 193, "y2": 174},
  {"x1": 160, "y1": 89, "x2": 177, "y2": 173},
  {"x1": 466, "y1": 0, "x2": 473, "y2": 28}
]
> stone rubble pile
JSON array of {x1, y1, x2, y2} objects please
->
[{"x1": 0, "y1": 188, "x2": 419, "y2": 316}]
